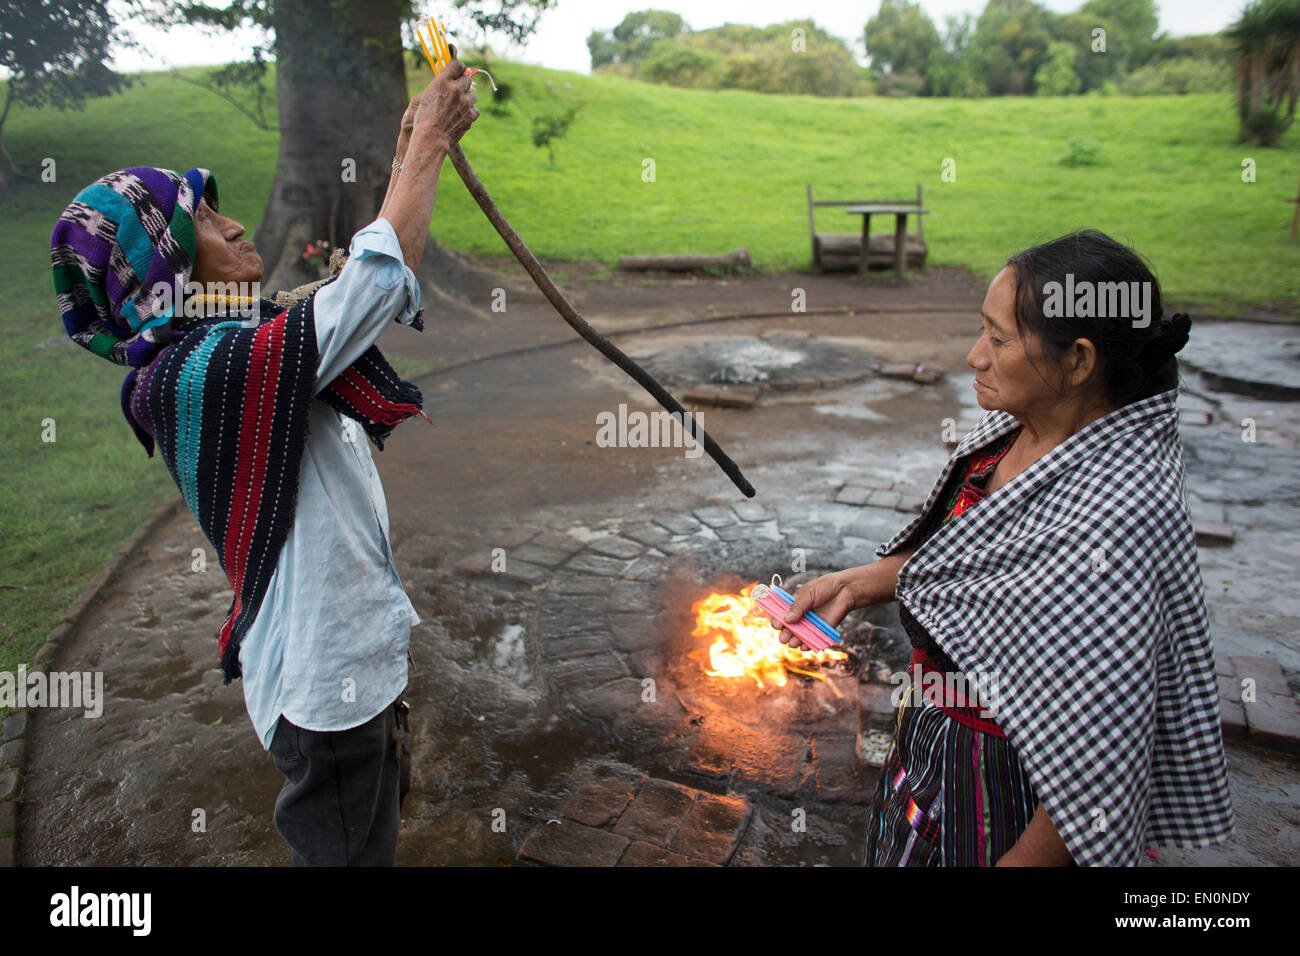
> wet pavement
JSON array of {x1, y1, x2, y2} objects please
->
[
  {"x1": 1182, "y1": 321, "x2": 1300, "y2": 401},
  {"x1": 14, "y1": 267, "x2": 1300, "y2": 866}
]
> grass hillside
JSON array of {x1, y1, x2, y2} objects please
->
[{"x1": 1, "y1": 60, "x2": 1297, "y2": 683}]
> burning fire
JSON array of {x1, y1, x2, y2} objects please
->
[{"x1": 690, "y1": 585, "x2": 848, "y2": 689}]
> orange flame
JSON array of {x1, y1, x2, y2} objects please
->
[{"x1": 690, "y1": 584, "x2": 848, "y2": 689}]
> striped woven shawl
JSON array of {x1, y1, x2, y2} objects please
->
[{"x1": 137, "y1": 282, "x2": 429, "y2": 681}]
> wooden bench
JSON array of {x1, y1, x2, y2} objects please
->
[{"x1": 807, "y1": 184, "x2": 928, "y2": 273}]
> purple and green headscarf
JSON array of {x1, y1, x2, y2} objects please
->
[
  {"x1": 51, "y1": 165, "x2": 218, "y2": 369},
  {"x1": 51, "y1": 166, "x2": 219, "y2": 449}
]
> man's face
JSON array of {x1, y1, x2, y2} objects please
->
[{"x1": 190, "y1": 198, "x2": 264, "y2": 286}]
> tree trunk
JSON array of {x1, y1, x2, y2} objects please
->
[
  {"x1": 0, "y1": 81, "x2": 19, "y2": 194},
  {"x1": 256, "y1": 0, "x2": 409, "y2": 293}
]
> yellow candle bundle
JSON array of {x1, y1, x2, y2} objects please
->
[{"x1": 415, "y1": 17, "x2": 497, "y2": 90}]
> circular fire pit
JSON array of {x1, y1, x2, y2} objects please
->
[{"x1": 635, "y1": 333, "x2": 879, "y2": 391}]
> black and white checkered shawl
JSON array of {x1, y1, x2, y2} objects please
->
[{"x1": 877, "y1": 387, "x2": 1234, "y2": 866}]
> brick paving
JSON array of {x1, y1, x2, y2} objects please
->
[{"x1": 520, "y1": 765, "x2": 752, "y2": 867}]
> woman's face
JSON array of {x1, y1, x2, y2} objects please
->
[{"x1": 966, "y1": 266, "x2": 1067, "y2": 416}]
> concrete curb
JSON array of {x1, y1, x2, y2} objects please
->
[{"x1": 0, "y1": 495, "x2": 185, "y2": 867}]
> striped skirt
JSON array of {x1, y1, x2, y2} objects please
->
[{"x1": 864, "y1": 680, "x2": 1038, "y2": 866}]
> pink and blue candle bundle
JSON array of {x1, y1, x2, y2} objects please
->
[{"x1": 751, "y1": 582, "x2": 842, "y2": 651}]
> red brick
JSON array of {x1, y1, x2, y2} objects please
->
[
  {"x1": 519, "y1": 821, "x2": 629, "y2": 867},
  {"x1": 618, "y1": 841, "x2": 716, "y2": 867},
  {"x1": 612, "y1": 779, "x2": 699, "y2": 846},
  {"x1": 562, "y1": 766, "x2": 646, "y2": 828},
  {"x1": 667, "y1": 792, "x2": 752, "y2": 865}
]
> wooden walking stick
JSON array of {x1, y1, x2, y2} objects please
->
[
  {"x1": 447, "y1": 144, "x2": 755, "y2": 498},
  {"x1": 416, "y1": 18, "x2": 755, "y2": 498}
]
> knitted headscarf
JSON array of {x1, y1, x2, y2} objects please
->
[
  {"x1": 51, "y1": 165, "x2": 217, "y2": 368},
  {"x1": 51, "y1": 166, "x2": 222, "y2": 450}
]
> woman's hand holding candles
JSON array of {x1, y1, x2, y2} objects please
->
[{"x1": 774, "y1": 549, "x2": 915, "y2": 650}]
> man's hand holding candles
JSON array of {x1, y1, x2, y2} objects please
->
[{"x1": 379, "y1": 59, "x2": 480, "y2": 273}]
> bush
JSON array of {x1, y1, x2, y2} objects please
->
[
  {"x1": 640, "y1": 42, "x2": 721, "y2": 89},
  {"x1": 1034, "y1": 41, "x2": 1081, "y2": 96},
  {"x1": 531, "y1": 107, "x2": 580, "y2": 165},
  {"x1": 1058, "y1": 138, "x2": 1103, "y2": 166},
  {"x1": 1119, "y1": 57, "x2": 1232, "y2": 95},
  {"x1": 876, "y1": 68, "x2": 926, "y2": 97}
]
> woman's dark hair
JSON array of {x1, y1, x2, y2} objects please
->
[{"x1": 1005, "y1": 230, "x2": 1190, "y2": 407}]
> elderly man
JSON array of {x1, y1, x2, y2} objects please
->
[{"x1": 50, "y1": 61, "x2": 479, "y2": 866}]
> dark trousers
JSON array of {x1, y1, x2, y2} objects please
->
[{"x1": 269, "y1": 697, "x2": 410, "y2": 866}]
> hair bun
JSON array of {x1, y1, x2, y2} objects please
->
[{"x1": 1141, "y1": 312, "x2": 1191, "y2": 368}]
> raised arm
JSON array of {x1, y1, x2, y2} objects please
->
[{"x1": 379, "y1": 60, "x2": 479, "y2": 273}]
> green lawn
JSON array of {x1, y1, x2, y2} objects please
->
[{"x1": 1, "y1": 61, "x2": 1298, "y2": 686}]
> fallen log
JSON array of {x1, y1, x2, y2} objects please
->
[{"x1": 618, "y1": 249, "x2": 752, "y2": 273}]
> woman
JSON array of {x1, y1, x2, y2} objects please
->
[{"x1": 777, "y1": 230, "x2": 1234, "y2": 866}]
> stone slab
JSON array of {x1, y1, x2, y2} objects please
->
[
  {"x1": 618, "y1": 841, "x2": 715, "y2": 866},
  {"x1": 562, "y1": 766, "x2": 647, "y2": 828},
  {"x1": 519, "y1": 821, "x2": 629, "y2": 867},
  {"x1": 667, "y1": 792, "x2": 752, "y2": 865},
  {"x1": 612, "y1": 779, "x2": 700, "y2": 846}
]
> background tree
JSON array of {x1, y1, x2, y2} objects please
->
[
  {"x1": 1227, "y1": 0, "x2": 1300, "y2": 146},
  {"x1": 589, "y1": 15, "x2": 865, "y2": 96},
  {"x1": 927, "y1": 14, "x2": 989, "y2": 97},
  {"x1": 0, "y1": 0, "x2": 134, "y2": 192},
  {"x1": 1080, "y1": 0, "x2": 1160, "y2": 66},
  {"x1": 1051, "y1": 11, "x2": 1127, "y2": 92},
  {"x1": 1035, "y1": 40, "x2": 1081, "y2": 95},
  {"x1": 864, "y1": 0, "x2": 941, "y2": 95},
  {"x1": 971, "y1": 0, "x2": 1056, "y2": 95},
  {"x1": 586, "y1": 9, "x2": 687, "y2": 69},
  {"x1": 586, "y1": 29, "x2": 621, "y2": 69}
]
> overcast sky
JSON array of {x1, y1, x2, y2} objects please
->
[{"x1": 106, "y1": 1, "x2": 1244, "y2": 75}]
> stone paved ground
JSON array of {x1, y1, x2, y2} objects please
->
[{"x1": 7, "y1": 266, "x2": 1300, "y2": 866}]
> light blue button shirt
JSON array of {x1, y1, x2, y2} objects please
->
[{"x1": 238, "y1": 217, "x2": 423, "y2": 750}]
